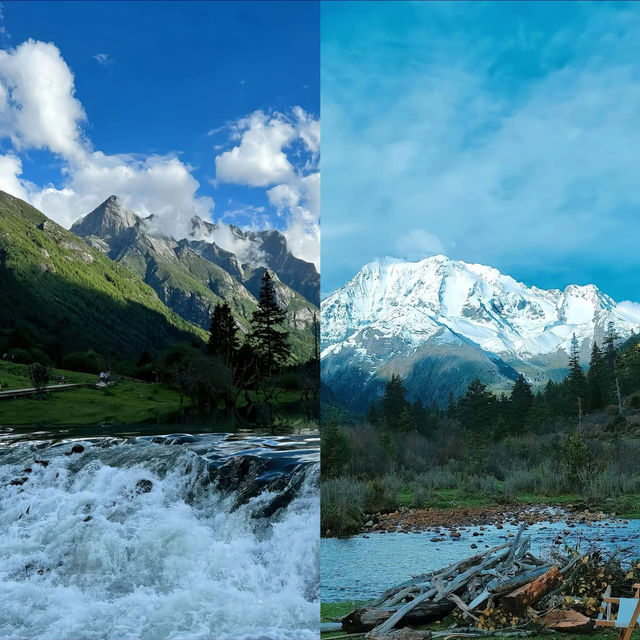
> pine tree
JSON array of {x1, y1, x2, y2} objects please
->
[
  {"x1": 208, "y1": 302, "x2": 240, "y2": 366},
  {"x1": 587, "y1": 342, "x2": 605, "y2": 410},
  {"x1": 509, "y1": 373, "x2": 533, "y2": 430},
  {"x1": 603, "y1": 321, "x2": 623, "y2": 414},
  {"x1": 321, "y1": 415, "x2": 351, "y2": 477},
  {"x1": 397, "y1": 407, "x2": 415, "y2": 433},
  {"x1": 457, "y1": 378, "x2": 496, "y2": 433},
  {"x1": 410, "y1": 397, "x2": 428, "y2": 434},
  {"x1": 312, "y1": 312, "x2": 320, "y2": 361},
  {"x1": 249, "y1": 271, "x2": 290, "y2": 375},
  {"x1": 382, "y1": 375, "x2": 409, "y2": 429},
  {"x1": 567, "y1": 333, "x2": 587, "y2": 422},
  {"x1": 367, "y1": 402, "x2": 380, "y2": 427},
  {"x1": 446, "y1": 390, "x2": 456, "y2": 417}
]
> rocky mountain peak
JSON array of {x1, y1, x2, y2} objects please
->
[{"x1": 71, "y1": 195, "x2": 140, "y2": 238}]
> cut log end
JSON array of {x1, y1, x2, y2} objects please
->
[
  {"x1": 500, "y1": 566, "x2": 563, "y2": 613},
  {"x1": 543, "y1": 609, "x2": 595, "y2": 634}
]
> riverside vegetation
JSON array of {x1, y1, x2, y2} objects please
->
[{"x1": 322, "y1": 324, "x2": 640, "y2": 536}]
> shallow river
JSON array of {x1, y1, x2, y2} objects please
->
[
  {"x1": 0, "y1": 428, "x2": 319, "y2": 640},
  {"x1": 321, "y1": 515, "x2": 640, "y2": 602}
]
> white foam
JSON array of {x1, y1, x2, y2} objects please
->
[{"x1": 0, "y1": 441, "x2": 319, "y2": 640}]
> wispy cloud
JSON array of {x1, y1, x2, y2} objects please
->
[
  {"x1": 93, "y1": 52, "x2": 112, "y2": 66},
  {"x1": 322, "y1": 3, "x2": 640, "y2": 299}
]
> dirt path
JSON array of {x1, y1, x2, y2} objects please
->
[{"x1": 0, "y1": 382, "x2": 91, "y2": 399}]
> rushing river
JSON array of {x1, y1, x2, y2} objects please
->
[
  {"x1": 0, "y1": 428, "x2": 319, "y2": 640},
  {"x1": 321, "y1": 516, "x2": 640, "y2": 602}
]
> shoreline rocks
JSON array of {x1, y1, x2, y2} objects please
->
[{"x1": 357, "y1": 504, "x2": 619, "y2": 536}]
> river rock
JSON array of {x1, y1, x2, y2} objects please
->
[
  {"x1": 135, "y1": 479, "x2": 153, "y2": 494},
  {"x1": 66, "y1": 444, "x2": 85, "y2": 455}
]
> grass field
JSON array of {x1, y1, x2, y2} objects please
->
[
  {"x1": 0, "y1": 360, "x2": 316, "y2": 427},
  {"x1": 0, "y1": 379, "x2": 187, "y2": 425}
]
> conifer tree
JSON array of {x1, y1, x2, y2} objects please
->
[
  {"x1": 457, "y1": 378, "x2": 496, "y2": 433},
  {"x1": 382, "y1": 374, "x2": 409, "y2": 429},
  {"x1": 249, "y1": 271, "x2": 290, "y2": 375},
  {"x1": 567, "y1": 334, "x2": 587, "y2": 421},
  {"x1": 587, "y1": 342, "x2": 605, "y2": 410},
  {"x1": 603, "y1": 321, "x2": 623, "y2": 413},
  {"x1": 321, "y1": 415, "x2": 352, "y2": 477},
  {"x1": 208, "y1": 302, "x2": 239, "y2": 366},
  {"x1": 367, "y1": 402, "x2": 380, "y2": 427},
  {"x1": 509, "y1": 373, "x2": 533, "y2": 430},
  {"x1": 446, "y1": 390, "x2": 456, "y2": 417}
]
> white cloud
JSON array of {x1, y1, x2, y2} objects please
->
[
  {"x1": 293, "y1": 105, "x2": 320, "y2": 156},
  {"x1": 0, "y1": 154, "x2": 29, "y2": 201},
  {"x1": 31, "y1": 151, "x2": 213, "y2": 236},
  {"x1": 215, "y1": 111, "x2": 296, "y2": 187},
  {"x1": 395, "y1": 229, "x2": 446, "y2": 261},
  {"x1": 618, "y1": 301, "x2": 640, "y2": 321},
  {"x1": 0, "y1": 39, "x2": 213, "y2": 238},
  {"x1": 216, "y1": 108, "x2": 320, "y2": 268},
  {"x1": 280, "y1": 172, "x2": 320, "y2": 269},
  {"x1": 193, "y1": 222, "x2": 267, "y2": 267},
  {"x1": 0, "y1": 39, "x2": 86, "y2": 161},
  {"x1": 321, "y1": 4, "x2": 640, "y2": 293}
]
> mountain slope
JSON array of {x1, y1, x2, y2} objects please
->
[
  {"x1": 72, "y1": 196, "x2": 318, "y2": 360},
  {"x1": 322, "y1": 256, "x2": 640, "y2": 411},
  {"x1": 188, "y1": 216, "x2": 319, "y2": 306},
  {"x1": 0, "y1": 191, "x2": 204, "y2": 363}
]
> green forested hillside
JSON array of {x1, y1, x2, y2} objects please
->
[{"x1": 0, "y1": 191, "x2": 205, "y2": 365}]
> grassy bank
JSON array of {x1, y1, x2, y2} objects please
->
[
  {"x1": 0, "y1": 379, "x2": 187, "y2": 425},
  {"x1": 321, "y1": 469, "x2": 640, "y2": 536}
]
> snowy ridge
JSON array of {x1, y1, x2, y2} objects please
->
[{"x1": 322, "y1": 255, "x2": 640, "y2": 362}]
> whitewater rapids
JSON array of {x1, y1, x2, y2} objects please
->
[{"x1": 0, "y1": 433, "x2": 319, "y2": 640}]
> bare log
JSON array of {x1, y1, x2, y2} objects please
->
[
  {"x1": 366, "y1": 629, "x2": 433, "y2": 640},
  {"x1": 501, "y1": 566, "x2": 563, "y2": 613},
  {"x1": 344, "y1": 599, "x2": 455, "y2": 634}
]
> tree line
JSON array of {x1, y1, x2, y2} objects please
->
[{"x1": 363, "y1": 322, "x2": 639, "y2": 440}]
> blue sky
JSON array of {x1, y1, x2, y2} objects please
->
[
  {"x1": 0, "y1": 1, "x2": 319, "y2": 266},
  {"x1": 321, "y1": 2, "x2": 640, "y2": 301}
]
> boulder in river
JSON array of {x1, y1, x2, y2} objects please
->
[
  {"x1": 66, "y1": 445, "x2": 85, "y2": 456},
  {"x1": 135, "y1": 479, "x2": 153, "y2": 494}
]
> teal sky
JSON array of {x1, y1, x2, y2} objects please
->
[{"x1": 321, "y1": 2, "x2": 640, "y2": 302}]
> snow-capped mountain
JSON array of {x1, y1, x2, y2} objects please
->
[{"x1": 321, "y1": 256, "x2": 640, "y2": 411}]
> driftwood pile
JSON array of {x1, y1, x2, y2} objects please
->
[{"x1": 335, "y1": 526, "x2": 626, "y2": 639}]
